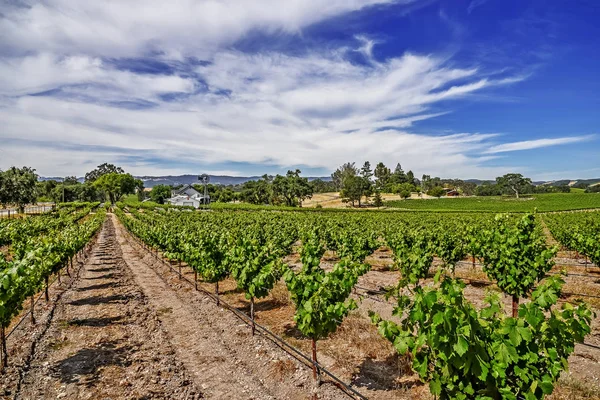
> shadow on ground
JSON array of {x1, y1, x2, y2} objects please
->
[
  {"x1": 68, "y1": 294, "x2": 133, "y2": 306},
  {"x1": 51, "y1": 340, "x2": 132, "y2": 386},
  {"x1": 352, "y1": 354, "x2": 420, "y2": 391}
]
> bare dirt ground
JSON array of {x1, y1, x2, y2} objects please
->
[
  {"x1": 1, "y1": 216, "x2": 349, "y2": 400},
  {"x1": 302, "y1": 193, "x2": 429, "y2": 208}
]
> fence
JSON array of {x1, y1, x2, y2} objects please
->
[{"x1": 0, "y1": 204, "x2": 55, "y2": 219}]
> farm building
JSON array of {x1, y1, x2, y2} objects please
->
[
  {"x1": 167, "y1": 185, "x2": 210, "y2": 208},
  {"x1": 443, "y1": 188, "x2": 460, "y2": 197}
]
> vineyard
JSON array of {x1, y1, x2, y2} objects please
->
[{"x1": 1, "y1": 203, "x2": 599, "y2": 399}]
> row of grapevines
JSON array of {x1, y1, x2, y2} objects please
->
[
  {"x1": 0, "y1": 205, "x2": 106, "y2": 368},
  {"x1": 372, "y1": 213, "x2": 593, "y2": 399},
  {"x1": 543, "y1": 211, "x2": 600, "y2": 266}
]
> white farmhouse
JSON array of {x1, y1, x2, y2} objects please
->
[{"x1": 167, "y1": 185, "x2": 210, "y2": 208}]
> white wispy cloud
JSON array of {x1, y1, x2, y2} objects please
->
[
  {"x1": 0, "y1": 0, "x2": 409, "y2": 58},
  {"x1": 0, "y1": 0, "x2": 583, "y2": 179},
  {"x1": 483, "y1": 135, "x2": 595, "y2": 154}
]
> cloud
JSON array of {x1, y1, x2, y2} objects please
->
[
  {"x1": 483, "y1": 135, "x2": 595, "y2": 154},
  {"x1": 1, "y1": 0, "x2": 577, "y2": 180},
  {"x1": 467, "y1": 0, "x2": 491, "y2": 14},
  {"x1": 0, "y1": 43, "x2": 525, "y2": 178},
  {"x1": 0, "y1": 0, "x2": 412, "y2": 58}
]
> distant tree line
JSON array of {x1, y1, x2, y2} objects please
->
[
  {"x1": 2, "y1": 161, "x2": 595, "y2": 211},
  {"x1": 1, "y1": 163, "x2": 141, "y2": 210},
  {"x1": 148, "y1": 169, "x2": 314, "y2": 207}
]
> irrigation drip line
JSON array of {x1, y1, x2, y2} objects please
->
[
  {"x1": 124, "y1": 232, "x2": 366, "y2": 400},
  {"x1": 455, "y1": 260, "x2": 599, "y2": 275}
]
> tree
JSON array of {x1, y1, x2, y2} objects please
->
[
  {"x1": 585, "y1": 185, "x2": 600, "y2": 193},
  {"x1": 85, "y1": 163, "x2": 124, "y2": 183},
  {"x1": 63, "y1": 176, "x2": 79, "y2": 185},
  {"x1": 475, "y1": 182, "x2": 502, "y2": 196},
  {"x1": 150, "y1": 184, "x2": 172, "y2": 204},
  {"x1": 331, "y1": 162, "x2": 357, "y2": 191},
  {"x1": 427, "y1": 186, "x2": 446, "y2": 198},
  {"x1": 272, "y1": 169, "x2": 313, "y2": 207},
  {"x1": 389, "y1": 163, "x2": 407, "y2": 186},
  {"x1": 93, "y1": 173, "x2": 136, "y2": 204},
  {"x1": 135, "y1": 179, "x2": 145, "y2": 201},
  {"x1": 394, "y1": 183, "x2": 414, "y2": 199},
  {"x1": 340, "y1": 175, "x2": 371, "y2": 207},
  {"x1": 360, "y1": 161, "x2": 373, "y2": 179},
  {"x1": 36, "y1": 180, "x2": 57, "y2": 200},
  {"x1": 496, "y1": 173, "x2": 532, "y2": 199},
  {"x1": 240, "y1": 175, "x2": 273, "y2": 205},
  {"x1": 373, "y1": 190, "x2": 384, "y2": 207},
  {"x1": 406, "y1": 170, "x2": 415, "y2": 186},
  {"x1": 459, "y1": 181, "x2": 477, "y2": 196},
  {"x1": 0, "y1": 167, "x2": 38, "y2": 212},
  {"x1": 374, "y1": 162, "x2": 391, "y2": 191},
  {"x1": 310, "y1": 178, "x2": 336, "y2": 193}
]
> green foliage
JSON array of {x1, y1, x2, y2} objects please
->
[
  {"x1": 496, "y1": 173, "x2": 533, "y2": 198},
  {"x1": 393, "y1": 182, "x2": 415, "y2": 199},
  {"x1": 385, "y1": 228, "x2": 434, "y2": 285},
  {"x1": 585, "y1": 184, "x2": 600, "y2": 193},
  {"x1": 284, "y1": 231, "x2": 369, "y2": 339},
  {"x1": 374, "y1": 162, "x2": 391, "y2": 190},
  {"x1": 340, "y1": 175, "x2": 372, "y2": 207},
  {"x1": 84, "y1": 163, "x2": 124, "y2": 183},
  {"x1": 228, "y1": 231, "x2": 285, "y2": 300},
  {"x1": 0, "y1": 166, "x2": 38, "y2": 211},
  {"x1": 544, "y1": 211, "x2": 600, "y2": 266},
  {"x1": 93, "y1": 172, "x2": 136, "y2": 204},
  {"x1": 272, "y1": 169, "x2": 313, "y2": 207},
  {"x1": 331, "y1": 162, "x2": 358, "y2": 191},
  {"x1": 479, "y1": 214, "x2": 557, "y2": 299},
  {"x1": 150, "y1": 184, "x2": 172, "y2": 204},
  {"x1": 373, "y1": 191, "x2": 384, "y2": 207},
  {"x1": 371, "y1": 276, "x2": 593, "y2": 400},
  {"x1": 427, "y1": 186, "x2": 446, "y2": 198},
  {"x1": 239, "y1": 175, "x2": 273, "y2": 205},
  {"x1": 1, "y1": 205, "x2": 105, "y2": 328}
]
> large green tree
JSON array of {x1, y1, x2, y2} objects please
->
[
  {"x1": 374, "y1": 162, "x2": 391, "y2": 190},
  {"x1": 240, "y1": 175, "x2": 273, "y2": 205},
  {"x1": 496, "y1": 173, "x2": 532, "y2": 198},
  {"x1": 93, "y1": 173, "x2": 136, "y2": 204},
  {"x1": 85, "y1": 163, "x2": 124, "y2": 183},
  {"x1": 272, "y1": 169, "x2": 313, "y2": 207},
  {"x1": 0, "y1": 167, "x2": 38, "y2": 212},
  {"x1": 331, "y1": 162, "x2": 357, "y2": 191},
  {"x1": 341, "y1": 175, "x2": 371, "y2": 207},
  {"x1": 150, "y1": 184, "x2": 172, "y2": 204}
]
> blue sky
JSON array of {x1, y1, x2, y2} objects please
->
[{"x1": 0, "y1": 0, "x2": 598, "y2": 180}]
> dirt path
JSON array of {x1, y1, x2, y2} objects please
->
[
  {"x1": 112, "y1": 214, "x2": 346, "y2": 400},
  {"x1": 8, "y1": 218, "x2": 200, "y2": 400}
]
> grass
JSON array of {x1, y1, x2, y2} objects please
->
[{"x1": 385, "y1": 193, "x2": 600, "y2": 213}]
